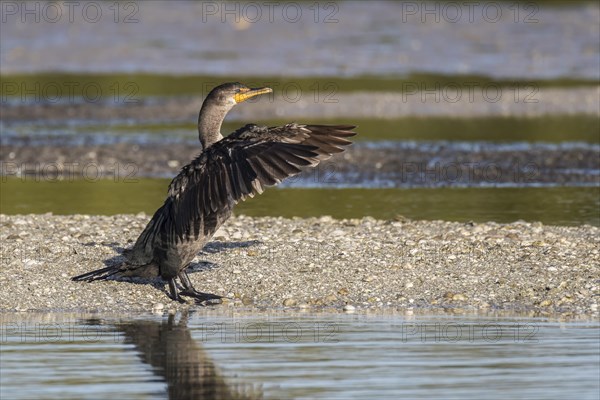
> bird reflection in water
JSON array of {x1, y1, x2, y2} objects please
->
[{"x1": 116, "y1": 313, "x2": 262, "y2": 400}]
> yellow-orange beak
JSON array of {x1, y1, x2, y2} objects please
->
[{"x1": 233, "y1": 87, "x2": 272, "y2": 103}]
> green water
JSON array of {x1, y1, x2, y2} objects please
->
[
  {"x1": 1, "y1": 179, "x2": 598, "y2": 226},
  {"x1": 103, "y1": 115, "x2": 599, "y2": 143},
  {"x1": 16, "y1": 115, "x2": 598, "y2": 144},
  {"x1": 1, "y1": 72, "x2": 596, "y2": 99}
]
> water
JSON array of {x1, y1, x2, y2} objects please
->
[
  {"x1": 2, "y1": 114, "x2": 599, "y2": 225},
  {"x1": 1, "y1": 312, "x2": 598, "y2": 399},
  {"x1": 1, "y1": 180, "x2": 598, "y2": 226},
  {"x1": 3, "y1": 115, "x2": 600, "y2": 144},
  {"x1": 2, "y1": 2, "x2": 598, "y2": 80}
]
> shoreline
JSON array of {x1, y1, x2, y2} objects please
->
[{"x1": 1, "y1": 214, "x2": 598, "y2": 316}]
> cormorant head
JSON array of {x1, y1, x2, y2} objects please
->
[
  {"x1": 206, "y1": 82, "x2": 272, "y2": 108},
  {"x1": 198, "y1": 82, "x2": 273, "y2": 149}
]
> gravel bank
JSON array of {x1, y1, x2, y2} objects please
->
[
  {"x1": 3, "y1": 140, "x2": 599, "y2": 187},
  {"x1": 2, "y1": 87, "x2": 599, "y2": 124},
  {"x1": 0, "y1": 214, "x2": 598, "y2": 316}
]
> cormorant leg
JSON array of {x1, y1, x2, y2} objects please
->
[
  {"x1": 168, "y1": 278, "x2": 186, "y2": 304},
  {"x1": 178, "y1": 270, "x2": 223, "y2": 305}
]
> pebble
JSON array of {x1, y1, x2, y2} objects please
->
[
  {"x1": 452, "y1": 293, "x2": 468, "y2": 301},
  {"x1": 343, "y1": 304, "x2": 356, "y2": 312},
  {"x1": 323, "y1": 294, "x2": 338, "y2": 303},
  {"x1": 241, "y1": 296, "x2": 253, "y2": 306},
  {"x1": 283, "y1": 298, "x2": 297, "y2": 307}
]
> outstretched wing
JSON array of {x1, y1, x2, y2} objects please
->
[{"x1": 166, "y1": 124, "x2": 356, "y2": 241}]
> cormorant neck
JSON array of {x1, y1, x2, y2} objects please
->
[{"x1": 197, "y1": 100, "x2": 231, "y2": 149}]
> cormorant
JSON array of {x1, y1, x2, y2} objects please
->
[{"x1": 72, "y1": 82, "x2": 355, "y2": 304}]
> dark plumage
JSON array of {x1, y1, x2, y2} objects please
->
[{"x1": 72, "y1": 82, "x2": 356, "y2": 304}]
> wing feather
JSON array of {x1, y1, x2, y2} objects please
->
[{"x1": 163, "y1": 123, "x2": 355, "y2": 240}]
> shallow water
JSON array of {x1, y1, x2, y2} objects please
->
[
  {"x1": 1, "y1": 180, "x2": 598, "y2": 226},
  {"x1": 1, "y1": 312, "x2": 598, "y2": 400},
  {"x1": 3, "y1": 115, "x2": 600, "y2": 144},
  {"x1": 2, "y1": 114, "x2": 598, "y2": 225},
  {"x1": 2, "y1": 2, "x2": 598, "y2": 79}
]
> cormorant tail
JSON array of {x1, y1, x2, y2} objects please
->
[
  {"x1": 71, "y1": 265, "x2": 121, "y2": 282},
  {"x1": 72, "y1": 262, "x2": 159, "y2": 282}
]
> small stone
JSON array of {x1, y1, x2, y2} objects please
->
[
  {"x1": 343, "y1": 304, "x2": 356, "y2": 312},
  {"x1": 337, "y1": 288, "x2": 349, "y2": 295},
  {"x1": 452, "y1": 293, "x2": 467, "y2": 301},
  {"x1": 405, "y1": 282, "x2": 414, "y2": 289},
  {"x1": 323, "y1": 294, "x2": 337, "y2": 303},
  {"x1": 560, "y1": 296, "x2": 574, "y2": 303},
  {"x1": 232, "y1": 269, "x2": 241, "y2": 274},
  {"x1": 539, "y1": 299, "x2": 552, "y2": 307},
  {"x1": 283, "y1": 298, "x2": 297, "y2": 307},
  {"x1": 241, "y1": 296, "x2": 253, "y2": 305}
]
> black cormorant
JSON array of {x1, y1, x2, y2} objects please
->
[{"x1": 72, "y1": 82, "x2": 355, "y2": 304}]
